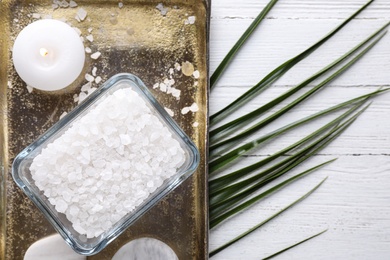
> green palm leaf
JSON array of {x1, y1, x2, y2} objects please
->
[
  {"x1": 210, "y1": 32, "x2": 385, "y2": 153},
  {"x1": 210, "y1": 0, "x2": 280, "y2": 88},
  {"x1": 210, "y1": 23, "x2": 389, "y2": 143},
  {"x1": 209, "y1": 178, "x2": 328, "y2": 257},
  {"x1": 262, "y1": 229, "x2": 328, "y2": 260},
  {"x1": 210, "y1": 0, "x2": 375, "y2": 125},
  {"x1": 208, "y1": 88, "x2": 388, "y2": 172}
]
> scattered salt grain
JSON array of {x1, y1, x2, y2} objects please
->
[
  {"x1": 118, "y1": 2, "x2": 124, "y2": 8},
  {"x1": 81, "y1": 82, "x2": 92, "y2": 92},
  {"x1": 60, "y1": 112, "x2": 68, "y2": 119},
  {"x1": 95, "y1": 76, "x2": 102, "y2": 84},
  {"x1": 164, "y1": 107, "x2": 174, "y2": 117},
  {"x1": 43, "y1": 14, "x2": 53, "y2": 19},
  {"x1": 192, "y1": 122, "x2": 199, "y2": 127},
  {"x1": 189, "y1": 102, "x2": 199, "y2": 112},
  {"x1": 92, "y1": 67, "x2": 97, "y2": 77},
  {"x1": 174, "y1": 62, "x2": 181, "y2": 71},
  {"x1": 88, "y1": 27, "x2": 93, "y2": 33},
  {"x1": 30, "y1": 88, "x2": 185, "y2": 238},
  {"x1": 32, "y1": 13, "x2": 41, "y2": 19},
  {"x1": 91, "y1": 52, "x2": 101, "y2": 60},
  {"x1": 193, "y1": 70, "x2": 200, "y2": 79},
  {"x1": 85, "y1": 73, "x2": 94, "y2": 82},
  {"x1": 181, "y1": 61, "x2": 194, "y2": 76},
  {"x1": 85, "y1": 47, "x2": 92, "y2": 53},
  {"x1": 7, "y1": 81, "x2": 12, "y2": 89},
  {"x1": 76, "y1": 8, "x2": 87, "y2": 22},
  {"x1": 159, "y1": 83, "x2": 167, "y2": 92},
  {"x1": 86, "y1": 34, "x2": 94, "y2": 42},
  {"x1": 181, "y1": 103, "x2": 198, "y2": 115},
  {"x1": 26, "y1": 85, "x2": 33, "y2": 93},
  {"x1": 156, "y1": 3, "x2": 168, "y2": 16},
  {"x1": 185, "y1": 16, "x2": 196, "y2": 25},
  {"x1": 153, "y1": 83, "x2": 159, "y2": 89},
  {"x1": 69, "y1": 0, "x2": 77, "y2": 7},
  {"x1": 181, "y1": 107, "x2": 190, "y2": 115}
]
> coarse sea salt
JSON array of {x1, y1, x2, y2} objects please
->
[{"x1": 30, "y1": 87, "x2": 186, "y2": 238}]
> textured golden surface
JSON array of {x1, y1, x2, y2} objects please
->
[{"x1": 0, "y1": 0, "x2": 209, "y2": 259}]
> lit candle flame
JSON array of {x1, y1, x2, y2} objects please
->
[{"x1": 40, "y1": 48, "x2": 49, "y2": 57}]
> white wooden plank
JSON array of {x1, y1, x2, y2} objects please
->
[
  {"x1": 211, "y1": 0, "x2": 390, "y2": 20},
  {"x1": 210, "y1": 18, "x2": 390, "y2": 87},
  {"x1": 210, "y1": 155, "x2": 390, "y2": 260}
]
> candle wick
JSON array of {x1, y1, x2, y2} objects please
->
[{"x1": 40, "y1": 48, "x2": 49, "y2": 57}]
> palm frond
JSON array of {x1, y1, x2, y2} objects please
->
[
  {"x1": 262, "y1": 229, "x2": 328, "y2": 260},
  {"x1": 210, "y1": 23, "x2": 389, "y2": 143},
  {"x1": 210, "y1": 0, "x2": 375, "y2": 125},
  {"x1": 210, "y1": 0, "x2": 280, "y2": 88},
  {"x1": 209, "y1": 88, "x2": 389, "y2": 171},
  {"x1": 209, "y1": 178, "x2": 328, "y2": 257},
  {"x1": 210, "y1": 32, "x2": 385, "y2": 153}
]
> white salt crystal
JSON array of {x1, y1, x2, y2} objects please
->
[
  {"x1": 92, "y1": 67, "x2": 97, "y2": 77},
  {"x1": 91, "y1": 51, "x2": 101, "y2": 59},
  {"x1": 169, "y1": 68, "x2": 174, "y2": 75},
  {"x1": 85, "y1": 73, "x2": 94, "y2": 82},
  {"x1": 60, "y1": 0, "x2": 69, "y2": 8},
  {"x1": 74, "y1": 15, "x2": 81, "y2": 22},
  {"x1": 88, "y1": 27, "x2": 93, "y2": 33},
  {"x1": 86, "y1": 34, "x2": 93, "y2": 42},
  {"x1": 69, "y1": 0, "x2": 77, "y2": 7},
  {"x1": 156, "y1": 3, "x2": 168, "y2": 16},
  {"x1": 60, "y1": 112, "x2": 68, "y2": 119},
  {"x1": 153, "y1": 83, "x2": 159, "y2": 89},
  {"x1": 189, "y1": 102, "x2": 199, "y2": 112},
  {"x1": 76, "y1": 8, "x2": 87, "y2": 21},
  {"x1": 174, "y1": 62, "x2": 181, "y2": 71},
  {"x1": 32, "y1": 13, "x2": 41, "y2": 19},
  {"x1": 188, "y1": 16, "x2": 196, "y2": 24},
  {"x1": 85, "y1": 47, "x2": 92, "y2": 53},
  {"x1": 30, "y1": 88, "x2": 186, "y2": 237},
  {"x1": 26, "y1": 85, "x2": 33, "y2": 93},
  {"x1": 95, "y1": 76, "x2": 102, "y2": 84},
  {"x1": 7, "y1": 81, "x2": 12, "y2": 89},
  {"x1": 193, "y1": 70, "x2": 200, "y2": 79},
  {"x1": 164, "y1": 107, "x2": 174, "y2": 117},
  {"x1": 159, "y1": 83, "x2": 167, "y2": 92},
  {"x1": 88, "y1": 87, "x2": 97, "y2": 95},
  {"x1": 192, "y1": 122, "x2": 199, "y2": 127},
  {"x1": 43, "y1": 14, "x2": 53, "y2": 19},
  {"x1": 81, "y1": 82, "x2": 92, "y2": 92},
  {"x1": 118, "y1": 2, "x2": 123, "y2": 8},
  {"x1": 181, "y1": 107, "x2": 190, "y2": 115}
]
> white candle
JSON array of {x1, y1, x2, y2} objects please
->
[{"x1": 12, "y1": 19, "x2": 85, "y2": 91}]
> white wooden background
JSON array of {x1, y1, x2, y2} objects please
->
[{"x1": 209, "y1": 0, "x2": 390, "y2": 259}]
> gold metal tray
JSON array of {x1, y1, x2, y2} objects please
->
[{"x1": 0, "y1": 0, "x2": 209, "y2": 259}]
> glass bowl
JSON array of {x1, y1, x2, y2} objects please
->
[{"x1": 12, "y1": 73, "x2": 200, "y2": 255}]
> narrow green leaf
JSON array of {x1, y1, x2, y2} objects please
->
[
  {"x1": 209, "y1": 178, "x2": 328, "y2": 257},
  {"x1": 210, "y1": 22, "x2": 390, "y2": 143},
  {"x1": 210, "y1": 104, "x2": 369, "y2": 227},
  {"x1": 210, "y1": 159, "x2": 336, "y2": 219},
  {"x1": 210, "y1": 32, "x2": 385, "y2": 152},
  {"x1": 210, "y1": 0, "x2": 280, "y2": 88},
  {"x1": 262, "y1": 229, "x2": 328, "y2": 260},
  {"x1": 209, "y1": 88, "x2": 389, "y2": 167},
  {"x1": 210, "y1": 0, "x2": 375, "y2": 125},
  {"x1": 209, "y1": 100, "x2": 364, "y2": 190}
]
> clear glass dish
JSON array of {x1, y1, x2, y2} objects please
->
[{"x1": 11, "y1": 73, "x2": 200, "y2": 256}]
